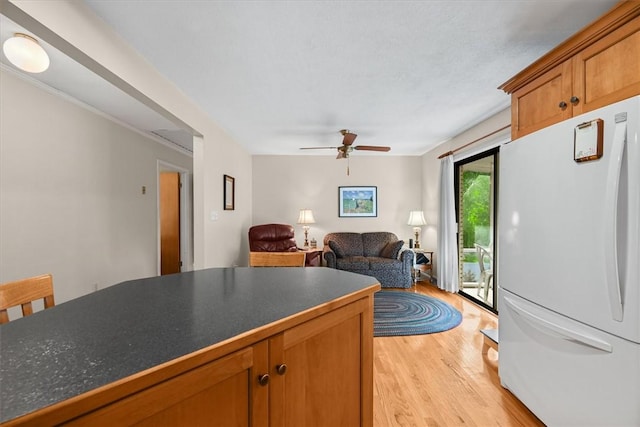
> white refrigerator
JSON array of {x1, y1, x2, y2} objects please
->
[{"x1": 498, "y1": 95, "x2": 640, "y2": 426}]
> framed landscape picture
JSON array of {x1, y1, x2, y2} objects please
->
[{"x1": 339, "y1": 186, "x2": 377, "y2": 217}]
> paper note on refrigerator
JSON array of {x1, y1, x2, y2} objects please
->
[{"x1": 574, "y1": 119, "x2": 603, "y2": 162}]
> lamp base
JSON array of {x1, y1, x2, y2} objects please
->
[
  {"x1": 303, "y1": 227, "x2": 310, "y2": 247},
  {"x1": 413, "y1": 229, "x2": 420, "y2": 249}
]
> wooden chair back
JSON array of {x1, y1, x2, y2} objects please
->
[
  {"x1": 0, "y1": 274, "x2": 55, "y2": 324},
  {"x1": 249, "y1": 251, "x2": 306, "y2": 267}
]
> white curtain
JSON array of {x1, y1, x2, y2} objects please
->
[{"x1": 437, "y1": 155, "x2": 459, "y2": 293}]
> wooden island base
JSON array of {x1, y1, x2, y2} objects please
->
[{"x1": 0, "y1": 268, "x2": 380, "y2": 427}]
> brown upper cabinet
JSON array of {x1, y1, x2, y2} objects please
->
[{"x1": 500, "y1": 1, "x2": 640, "y2": 140}]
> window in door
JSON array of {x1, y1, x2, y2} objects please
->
[{"x1": 455, "y1": 149, "x2": 498, "y2": 312}]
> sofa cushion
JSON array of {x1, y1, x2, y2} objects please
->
[
  {"x1": 336, "y1": 256, "x2": 369, "y2": 270},
  {"x1": 361, "y1": 232, "x2": 398, "y2": 257},
  {"x1": 380, "y1": 240, "x2": 404, "y2": 259},
  {"x1": 324, "y1": 232, "x2": 364, "y2": 257},
  {"x1": 328, "y1": 240, "x2": 346, "y2": 258},
  {"x1": 368, "y1": 257, "x2": 403, "y2": 271}
]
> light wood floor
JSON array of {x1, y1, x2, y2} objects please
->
[{"x1": 373, "y1": 282, "x2": 544, "y2": 427}]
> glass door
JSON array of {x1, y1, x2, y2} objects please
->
[{"x1": 455, "y1": 149, "x2": 498, "y2": 312}]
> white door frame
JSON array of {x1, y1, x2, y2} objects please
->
[{"x1": 157, "y1": 160, "x2": 192, "y2": 275}]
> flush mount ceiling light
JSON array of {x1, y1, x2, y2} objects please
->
[{"x1": 3, "y1": 33, "x2": 50, "y2": 73}]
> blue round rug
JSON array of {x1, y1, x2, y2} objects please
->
[{"x1": 373, "y1": 291, "x2": 462, "y2": 337}]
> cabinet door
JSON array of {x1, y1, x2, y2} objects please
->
[
  {"x1": 511, "y1": 60, "x2": 573, "y2": 139},
  {"x1": 573, "y1": 16, "x2": 640, "y2": 115},
  {"x1": 269, "y1": 297, "x2": 374, "y2": 427},
  {"x1": 65, "y1": 343, "x2": 269, "y2": 427}
]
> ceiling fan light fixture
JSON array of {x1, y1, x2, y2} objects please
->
[{"x1": 3, "y1": 33, "x2": 50, "y2": 73}]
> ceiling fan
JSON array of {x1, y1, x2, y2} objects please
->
[{"x1": 300, "y1": 129, "x2": 391, "y2": 159}]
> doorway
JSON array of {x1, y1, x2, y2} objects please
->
[
  {"x1": 160, "y1": 172, "x2": 181, "y2": 274},
  {"x1": 157, "y1": 161, "x2": 192, "y2": 275},
  {"x1": 455, "y1": 148, "x2": 498, "y2": 312}
]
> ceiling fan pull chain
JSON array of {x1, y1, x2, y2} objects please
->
[{"x1": 347, "y1": 158, "x2": 350, "y2": 176}]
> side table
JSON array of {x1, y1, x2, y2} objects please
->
[
  {"x1": 300, "y1": 247, "x2": 323, "y2": 267},
  {"x1": 412, "y1": 248, "x2": 434, "y2": 282}
]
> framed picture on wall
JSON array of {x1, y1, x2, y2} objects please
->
[
  {"x1": 224, "y1": 174, "x2": 235, "y2": 210},
  {"x1": 338, "y1": 186, "x2": 377, "y2": 217}
]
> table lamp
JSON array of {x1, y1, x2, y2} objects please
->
[
  {"x1": 407, "y1": 211, "x2": 427, "y2": 249},
  {"x1": 297, "y1": 209, "x2": 316, "y2": 247}
]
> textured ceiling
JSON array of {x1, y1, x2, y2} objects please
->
[{"x1": 2, "y1": 1, "x2": 618, "y2": 156}]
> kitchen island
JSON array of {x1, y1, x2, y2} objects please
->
[{"x1": 0, "y1": 267, "x2": 380, "y2": 426}]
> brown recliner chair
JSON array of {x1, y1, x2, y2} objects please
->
[
  {"x1": 248, "y1": 224, "x2": 298, "y2": 252},
  {"x1": 248, "y1": 224, "x2": 321, "y2": 267}
]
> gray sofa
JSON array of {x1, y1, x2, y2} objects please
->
[{"x1": 323, "y1": 232, "x2": 414, "y2": 288}]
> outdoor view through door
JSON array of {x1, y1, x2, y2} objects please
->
[{"x1": 455, "y1": 149, "x2": 497, "y2": 312}]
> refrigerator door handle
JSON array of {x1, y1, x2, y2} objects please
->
[
  {"x1": 504, "y1": 296, "x2": 613, "y2": 353},
  {"x1": 603, "y1": 118, "x2": 627, "y2": 322}
]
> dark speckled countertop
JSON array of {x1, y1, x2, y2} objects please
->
[{"x1": 0, "y1": 267, "x2": 379, "y2": 423}]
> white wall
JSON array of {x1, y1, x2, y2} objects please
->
[
  {"x1": 1, "y1": 1, "x2": 512, "y2": 294},
  {"x1": 4, "y1": 0, "x2": 253, "y2": 271},
  {"x1": 421, "y1": 107, "x2": 511, "y2": 280},
  {"x1": 0, "y1": 69, "x2": 192, "y2": 303},
  {"x1": 251, "y1": 155, "x2": 423, "y2": 264}
]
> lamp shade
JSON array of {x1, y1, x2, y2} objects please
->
[
  {"x1": 297, "y1": 209, "x2": 316, "y2": 225},
  {"x1": 407, "y1": 211, "x2": 427, "y2": 226},
  {"x1": 3, "y1": 33, "x2": 50, "y2": 73}
]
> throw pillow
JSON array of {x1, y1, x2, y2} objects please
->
[
  {"x1": 328, "y1": 240, "x2": 345, "y2": 258},
  {"x1": 381, "y1": 240, "x2": 404, "y2": 259}
]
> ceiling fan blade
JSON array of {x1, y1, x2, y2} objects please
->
[
  {"x1": 354, "y1": 145, "x2": 391, "y2": 152},
  {"x1": 342, "y1": 132, "x2": 357, "y2": 146},
  {"x1": 299, "y1": 146, "x2": 339, "y2": 150}
]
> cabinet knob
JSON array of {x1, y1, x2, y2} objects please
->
[
  {"x1": 570, "y1": 96, "x2": 580, "y2": 105},
  {"x1": 258, "y1": 373, "x2": 270, "y2": 386},
  {"x1": 276, "y1": 363, "x2": 288, "y2": 375},
  {"x1": 558, "y1": 101, "x2": 568, "y2": 110}
]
